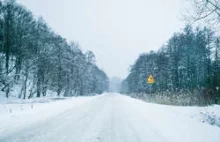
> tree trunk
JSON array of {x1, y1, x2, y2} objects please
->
[
  {"x1": 36, "y1": 69, "x2": 42, "y2": 97},
  {"x1": 23, "y1": 65, "x2": 28, "y2": 99}
]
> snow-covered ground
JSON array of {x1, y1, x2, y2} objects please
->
[
  {"x1": 0, "y1": 93, "x2": 102, "y2": 138},
  {"x1": 0, "y1": 93, "x2": 220, "y2": 142}
]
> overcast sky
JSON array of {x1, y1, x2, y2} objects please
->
[{"x1": 17, "y1": 0, "x2": 185, "y2": 79}]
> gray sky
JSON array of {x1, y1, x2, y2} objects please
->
[{"x1": 17, "y1": 0, "x2": 185, "y2": 79}]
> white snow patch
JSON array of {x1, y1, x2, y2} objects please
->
[
  {"x1": 0, "y1": 93, "x2": 102, "y2": 137},
  {"x1": 119, "y1": 94, "x2": 220, "y2": 142}
]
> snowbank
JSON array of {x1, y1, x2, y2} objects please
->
[
  {"x1": 120, "y1": 94, "x2": 220, "y2": 142},
  {"x1": 0, "y1": 94, "x2": 102, "y2": 137}
]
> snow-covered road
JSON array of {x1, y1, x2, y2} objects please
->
[{"x1": 1, "y1": 93, "x2": 220, "y2": 142}]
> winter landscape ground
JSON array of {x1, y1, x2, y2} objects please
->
[
  {"x1": 1, "y1": 0, "x2": 220, "y2": 141},
  {"x1": 0, "y1": 93, "x2": 220, "y2": 142}
]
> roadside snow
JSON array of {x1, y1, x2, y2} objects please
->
[
  {"x1": 152, "y1": 102, "x2": 220, "y2": 127},
  {"x1": 0, "y1": 93, "x2": 102, "y2": 137},
  {"x1": 120, "y1": 95, "x2": 220, "y2": 142}
]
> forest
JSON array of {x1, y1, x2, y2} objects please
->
[
  {"x1": 0, "y1": 0, "x2": 109, "y2": 99},
  {"x1": 121, "y1": 25, "x2": 220, "y2": 105}
]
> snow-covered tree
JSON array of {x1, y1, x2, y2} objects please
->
[{"x1": 0, "y1": 0, "x2": 109, "y2": 99}]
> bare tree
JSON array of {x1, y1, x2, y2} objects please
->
[{"x1": 184, "y1": 0, "x2": 220, "y2": 27}]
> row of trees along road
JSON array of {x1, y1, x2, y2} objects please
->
[
  {"x1": 121, "y1": 0, "x2": 220, "y2": 105},
  {"x1": 121, "y1": 25, "x2": 220, "y2": 105},
  {"x1": 0, "y1": 0, "x2": 109, "y2": 99}
]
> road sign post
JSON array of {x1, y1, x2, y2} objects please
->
[{"x1": 147, "y1": 75, "x2": 155, "y2": 95}]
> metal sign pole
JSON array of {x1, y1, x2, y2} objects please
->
[{"x1": 147, "y1": 74, "x2": 154, "y2": 95}]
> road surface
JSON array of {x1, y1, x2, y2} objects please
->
[{"x1": 1, "y1": 93, "x2": 220, "y2": 142}]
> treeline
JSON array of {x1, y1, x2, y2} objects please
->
[
  {"x1": 0, "y1": 0, "x2": 109, "y2": 99},
  {"x1": 121, "y1": 25, "x2": 220, "y2": 105}
]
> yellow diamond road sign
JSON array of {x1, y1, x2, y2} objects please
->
[{"x1": 147, "y1": 75, "x2": 155, "y2": 84}]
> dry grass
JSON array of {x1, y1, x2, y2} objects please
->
[{"x1": 129, "y1": 90, "x2": 219, "y2": 106}]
